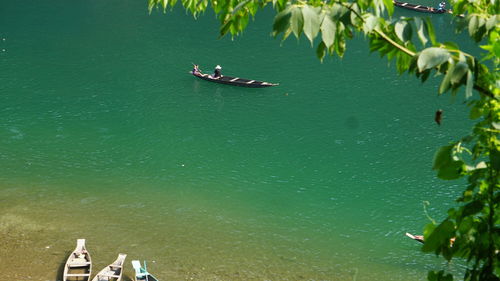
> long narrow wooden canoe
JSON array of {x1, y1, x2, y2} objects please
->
[
  {"x1": 64, "y1": 239, "x2": 92, "y2": 281},
  {"x1": 393, "y1": 0, "x2": 453, "y2": 14},
  {"x1": 406, "y1": 232, "x2": 456, "y2": 245},
  {"x1": 132, "y1": 260, "x2": 160, "y2": 281},
  {"x1": 91, "y1": 253, "x2": 127, "y2": 281},
  {"x1": 405, "y1": 232, "x2": 425, "y2": 243},
  {"x1": 190, "y1": 65, "x2": 278, "y2": 88}
]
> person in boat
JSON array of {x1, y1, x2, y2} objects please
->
[
  {"x1": 437, "y1": 1, "x2": 446, "y2": 11},
  {"x1": 192, "y1": 64, "x2": 200, "y2": 75},
  {"x1": 213, "y1": 65, "x2": 222, "y2": 79}
]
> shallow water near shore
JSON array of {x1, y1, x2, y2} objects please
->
[{"x1": 0, "y1": 0, "x2": 475, "y2": 280}]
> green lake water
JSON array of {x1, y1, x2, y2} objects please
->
[{"x1": 0, "y1": 0, "x2": 476, "y2": 280}]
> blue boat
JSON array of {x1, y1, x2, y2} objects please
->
[{"x1": 132, "y1": 260, "x2": 159, "y2": 281}]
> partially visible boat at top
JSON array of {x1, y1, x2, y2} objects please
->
[
  {"x1": 190, "y1": 64, "x2": 279, "y2": 88},
  {"x1": 91, "y1": 253, "x2": 127, "y2": 281},
  {"x1": 63, "y1": 239, "x2": 92, "y2": 281},
  {"x1": 132, "y1": 260, "x2": 160, "y2": 281},
  {"x1": 393, "y1": 0, "x2": 454, "y2": 15}
]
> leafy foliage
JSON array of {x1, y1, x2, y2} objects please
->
[{"x1": 148, "y1": 0, "x2": 500, "y2": 280}]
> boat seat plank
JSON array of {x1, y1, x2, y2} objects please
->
[
  {"x1": 99, "y1": 273, "x2": 121, "y2": 278},
  {"x1": 68, "y1": 261, "x2": 91, "y2": 266}
]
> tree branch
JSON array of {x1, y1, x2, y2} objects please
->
[{"x1": 340, "y1": 1, "x2": 497, "y2": 100}]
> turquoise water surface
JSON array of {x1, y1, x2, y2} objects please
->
[{"x1": 0, "y1": 0, "x2": 475, "y2": 280}]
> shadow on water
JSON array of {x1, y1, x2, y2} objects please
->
[{"x1": 55, "y1": 250, "x2": 70, "y2": 281}]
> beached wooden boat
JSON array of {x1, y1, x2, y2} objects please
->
[
  {"x1": 393, "y1": 0, "x2": 452, "y2": 14},
  {"x1": 64, "y1": 239, "x2": 92, "y2": 281},
  {"x1": 190, "y1": 65, "x2": 278, "y2": 88},
  {"x1": 91, "y1": 253, "x2": 127, "y2": 281},
  {"x1": 132, "y1": 260, "x2": 160, "y2": 281}
]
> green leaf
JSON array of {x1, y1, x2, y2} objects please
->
[
  {"x1": 349, "y1": 3, "x2": 362, "y2": 27},
  {"x1": 465, "y1": 70, "x2": 473, "y2": 99},
  {"x1": 421, "y1": 69, "x2": 431, "y2": 83},
  {"x1": 490, "y1": 39, "x2": 499, "y2": 59},
  {"x1": 408, "y1": 55, "x2": 418, "y2": 73},
  {"x1": 272, "y1": 6, "x2": 292, "y2": 37},
  {"x1": 357, "y1": 0, "x2": 370, "y2": 10},
  {"x1": 433, "y1": 145, "x2": 453, "y2": 170},
  {"x1": 321, "y1": 14, "x2": 336, "y2": 48},
  {"x1": 220, "y1": 20, "x2": 232, "y2": 37},
  {"x1": 432, "y1": 145, "x2": 465, "y2": 180},
  {"x1": 442, "y1": 41, "x2": 459, "y2": 50},
  {"x1": 290, "y1": 6, "x2": 304, "y2": 37},
  {"x1": 162, "y1": 0, "x2": 169, "y2": 10},
  {"x1": 273, "y1": 0, "x2": 287, "y2": 11},
  {"x1": 414, "y1": 17, "x2": 428, "y2": 46},
  {"x1": 330, "y1": 3, "x2": 349, "y2": 21},
  {"x1": 422, "y1": 220, "x2": 455, "y2": 254},
  {"x1": 461, "y1": 200, "x2": 484, "y2": 217},
  {"x1": 282, "y1": 28, "x2": 293, "y2": 42},
  {"x1": 316, "y1": 41, "x2": 326, "y2": 62},
  {"x1": 232, "y1": 0, "x2": 252, "y2": 16},
  {"x1": 363, "y1": 14, "x2": 378, "y2": 33},
  {"x1": 468, "y1": 15, "x2": 479, "y2": 37},
  {"x1": 472, "y1": 18, "x2": 487, "y2": 42},
  {"x1": 239, "y1": 14, "x2": 250, "y2": 30},
  {"x1": 428, "y1": 270, "x2": 454, "y2": 281},
  {"x1": 302, "y1": 5, "x2": 321, "y2": 45},
  {"x1": 396, "y1": 51, "x2": 411, "y2": 74},
  {"x1": 417, "y1": 47, "x2": 451, "y2": 72},
  {"x1": 450, "y1": 61, "x2": 468, "y2": 84},
  {"x1": 148, "y1": 0, "x2": 156, "y2": 13},
  {"x1": 455, "y1": 0, "x2": 467, "y2": 14},
  {"x1": 382, "y1": 0, "x2": 394, "y2": 15},
  {"x1": 395, "y1": 20, "x2": 412, "y2": 42},
  {"x1": 335, "y1": 30, "x2": 346, "y2": 57},
  {"x1": 424, "y1": 17, "x2": 436, "y2": 45},
  {"x1": 486, "y1": 15, "x2": 498, "y2": 31}
]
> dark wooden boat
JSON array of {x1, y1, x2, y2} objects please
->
[
  {"x1": 393, "y1": 0, "x2": 453, "y2": 14},
  {"x1": 190, "y1": 66, "x2": 278, "y2": 88}
]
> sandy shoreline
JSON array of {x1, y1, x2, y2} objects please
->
[
  {"x1": 0, "y1": 213, "x2": 359, "y2": 281},
  {"x1": 0, "y1": 185, "x2": 430, "y2": 281}
]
